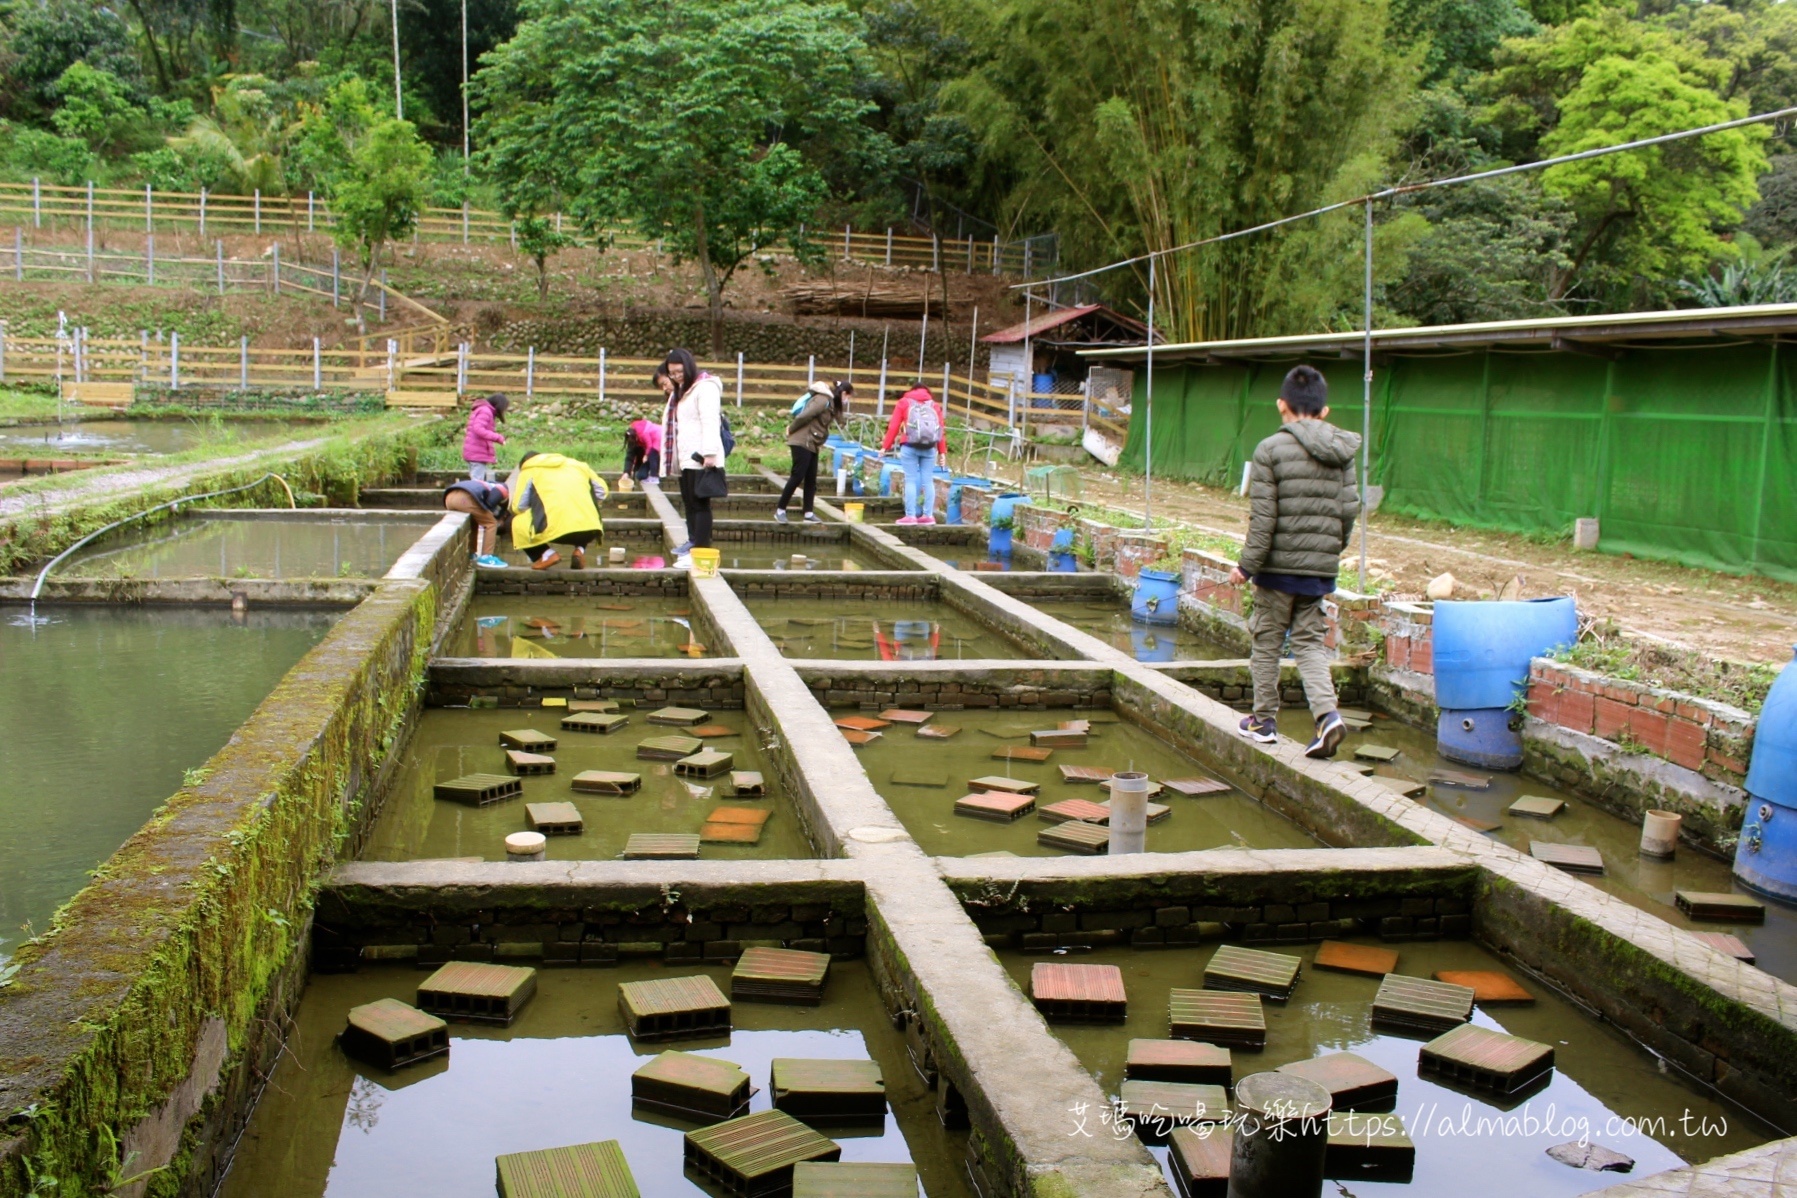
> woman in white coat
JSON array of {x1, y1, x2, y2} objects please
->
[{"x1": 660, "y1": 347, "x2": 726, "y2": 568}]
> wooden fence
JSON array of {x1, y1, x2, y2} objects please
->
[{"x1": 0, "y1": 179, "x2": 1058, "y2": 276}]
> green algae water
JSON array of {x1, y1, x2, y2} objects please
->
[
  {"x1": 855, "y1": 708, "x2": 1315, "y2": 857},
  {"x1": 451, "y1": 595, "x2": 711, "y2": 659},
  {"x1": 363, "y1": 708, "x2": 811, "y2": 861},
  {"x1": 1004, "y1": 940, "x2": 1770, "y2": 1195},
  {"x1": 745, "y1": 596, "x2": 1030, "y2": 661},
  {"x1": 61, "y1": 514, "x2": 428, "y2": 579},
  {"x1": 1027, "y1": 599, "x2": 1233, "y2": 663},
  {"x1": 219, "y1": 960, "x2": 970, "y2": 1198},
  {"x1": 1277, "y1": 709, "x2": 1797, "y2": 985},
  {"x1": 0, "y1": 605, "x2": 337, "y2": 963},
  {"x1": 0, "y1": 418, "x2": 297, "y2": 455}
]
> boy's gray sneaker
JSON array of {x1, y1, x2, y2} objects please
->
[
  {"x1": 1306, "y1": 711, "x2": 1346, "y2": 759},
  {"x1": 1238, "y1": 715, "x2": 1277, "y2": 744},
  {"x1": 802, "y1": 512, "x2": 823, "y2": 523},
  {"x1": 774, "y1": 508, "x2": 790, "y2": 523}
]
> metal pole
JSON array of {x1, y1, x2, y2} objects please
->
[
  {"x1": 254, "y1": 188, "x2": 261, "y2": 233},
  {"x1": 139, "y1": 329, "x2": 147, "y2": 384},
  {"x1": 379, "y1": 270, "x2": 387, "y2": 321},
  {"x1": 313, "y1": 336, "x2": 322, "y2": 389},
  {"x1": 1145, "y1": 254, "x2": 1155, "y2": 530},
  {"x1": 844, "y1": 224, "x2": 851, "y2": 260},
  {"x1": 1359, "y1": 199, "x2": 1373, "y2": 592},
  {"x1": 170, "y1": 331, "x2": 179, "y2": 389},
  {"x1": 457, "y1": 341, "x2": 467, "y2": 395},
  {"x1": 85, "y1": 182, "x2": 94, "y2": 282},
  {"x1": 332, "y1": 249, "x2": 340, "y2": 307},
  {"x1": 1, "y1": 321, "x2": 7, "y2": 382},
  {"x1": 308, "y1": 190, "x2": 315, "y2": 232},
  {"x1": 877, "y1": 357, "x2": 888, "y2": 419},
  {"x1": 240, "y1": 336, "x2": 248, "y2": 390},
  {"x1": 526, "y1": 346, "x2": 535, "y2": 399},
  {"x1": 932, "y1": 234, "x2": 940, "y2": 273},
  {"x1": 271, "y1": 241, "x2": 280, "y2": 294},
  {"x1": 146, "y1": 232, "x2": 154, "y2": 285},
  {"x1": 32, "y1": 177, "x2": 40, "y2": 228},
  {"x1": 144, "y1": 184, "x2": 152, "y2": 233},
  {"x1": 807, "y1": 354, "x2": 815, "y2": 385},
  {"x1": 992, "y1": 235, "x2": 999, "y2": 276},
  {"x1": 885, "y1": 227, "x2": 892, "y2": 266},
  {"x1": 390, "y1": 0, "x2": 404, "y2": 119},
  {"x1": 462, "y1": 201, "x2": 469, "y2": 244},
  {"x1": 736, "y1": 352, "x2": 744, "y2": 407},
  {"x1": 199, "y1": 187, "x2": 206, "y2": 238},
  {"x1": 386, "y1": 339, "x2": 397, "y2": 391},
  {"x1": 1015, "y1": 290, "x2": 1029, "y2": 430},
  {"x1": 848, "y1": 330, "x2": 856, "y2": 381},
  {"x1": 461, "y1": 0, "x2": 471, "y2": 174},
  {"x1": 598, "y1": 347, "x2": 607, "y2": 402}
]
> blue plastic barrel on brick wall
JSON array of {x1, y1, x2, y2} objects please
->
[
  {"x1": 1432, "y1": 598, "x2": 1579, "y2": 709},
  {"x1": 1735, "y1": 647, "x2": 1797, "y2": 901}
]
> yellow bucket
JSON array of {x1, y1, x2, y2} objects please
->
[
  {"x1": 844, "y1": 503, "x2": 865, "y2": 523},
  {"x1": 689, "y1": 547, "x2": 721, "y2": 578}
]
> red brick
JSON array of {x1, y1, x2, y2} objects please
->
[
  {"x1": 1601, "y1": 685, "x2": 1639, "y2": 705},
  {"x1": 1625, "y1": 708, "x2": 1672, "y2": 757},
  {"x1": 1706, "y1": 750, "x2": 1748, "y2": 776},
  {"x1": 1667, "y1": 719, "x2": 1707, "y2": 772},
  {"x1": 1558, "y1": 689, "x2": 1596, "y2": 734},
  {"x1": 1411, "y1": 637, "x2": 1433, "y2": 675},
  {"x1": 1651, "y1": 696, "x2": 1676, "y2": 713},
  {"x1": 1387, "y1": 636, "x2": 1410, "y2": 670},
  {"x1": 1594, "y1": 696, "x2": 1633, "y2": 740},
  {"x1": 1526, "y1": 683, "x2": 1558, "y2": 722},
  {"x1": 1675, "y1": 702, "x2": 1713, "y2": 726}
]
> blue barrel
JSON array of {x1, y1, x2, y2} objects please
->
[
  {"x1": 945, "y1": 477, "x2": 984, "y2": 524},
  {"x1": 1735, "y1": 647, "x2": 1797, "y2": 900},
  {"x1": 989, "y1": 526, "x2": 1013, "y2": 556},
  {"x1": 830, "y1": 441, "x2": 861, "y2": 475},
  {"x1": 1433, "y1": 598, "x2": 1579, "y2": 709},
  {"x1": 1131, "y1": 625, "x2": 1179, "y2": 663},
  {"x1": 990, "y1": 492, "x2": 1029, "y2": 525},
  {"x1": 1047, "y1": 551, "x2": 1080, "y2": 572},
  {"x1": 1131, "y1": 569, "x2": 1181, "y2": 626},
  {"x1": 1437, "y1": 708, "x2": 1523, "y2": 771},
  {"x1": 878, "y1": 460, "x2": 899, "y2": 497}
]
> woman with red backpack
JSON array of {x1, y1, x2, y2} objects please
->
[{"x1": 881, "y1": 384, "x2": 946, "y2": 525}]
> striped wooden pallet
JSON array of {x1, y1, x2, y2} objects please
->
[
  {"x1": 1372, "y1": 974, "x2": 1474, "y2": 1035},
  {"x1": 495, "y1": 1139, "x2": 639, "y2": 1198},
  {"x1": 417, "y1": 962, "x2": 538, "y2": 1025},
  {"x1": 1418, "y1": 1023, "x2": 1554, "y2": 1095},
  {"x1": 733, "y1": 947, "x2": 830, "y2": 1005},
  {"x1": 770, "y1": 1058, "x2": 886, "y2": 1122},
  {"x1": 1204, "y1": 946, "x2": 1301, "y2": 1002},
  {"x1": 618, "y1": 974, "x2": 731, "y2": 1040},
  {"x1": 1167, "y1": 1126, "x2": 1231, "y2": 1197},
  {"x1": 631, "y1": 1050, "x2": 752, "y2": 1121},
  {"x1": 562, "y1": 711, "x2": 629, "y2": 734},
  {"x1": 647, "y1": 706, "x2": 710, "y2": 726},
  {"x1": 683, "y1": 1109, "x2": 840, "y2": 1196},
  {"x1": 570, "y1": 770, "x2": 642, "y2": 795},
  {"x1": 1118, "y1": 1080, "x2": 1229, "y2": 1143},
  {"x1": 1037, "y1": 819, "x2": 1110, "y2": 854},
  {"x1": 1169, "y1": 989, "x2": 1265, "y2": 1049},
  {"x1": 954, "y1": 792, "x2": 1035, "y2": 821},
  {"x1": 1276, "y1": 1052, "x2": 1398, "y2": 1111},
  {"x1": 622, "y1": 832, "x2": 701, "y2": 859},
  {"x1": 1125, "y1": 1039, "x2": 1232, "y2": 1086},
  {"x1": 1030, "y1": 962, "x2": 1127, "y2": 1022},
  {"x1": 792, "y1": 1161, "x2": 917, "y2": 1197},
  {"x1": 500, "y1": 728, "x2": 557, "y2": 752},
  {"x1": 526, "y1": 802, "x2": 583, "y2": 835},
  {"x1": 638, "y1": 735, "x2": 704, "y2": 760},
  {"x1": 434, "y1": 773, "x2": 521, "y2": 806},
  {"x1": 339, "y1": 998, "x2": 448, "y2": 1070}
]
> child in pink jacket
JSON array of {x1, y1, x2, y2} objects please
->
[{"x1": 463, "y1": 393, "x2": 509, "y2": 480}]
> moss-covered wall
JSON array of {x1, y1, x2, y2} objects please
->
[{"x1": 0, "y1": 579, "x2": 437, "y2": 1197}]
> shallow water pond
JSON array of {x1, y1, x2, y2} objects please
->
[
  {"x1": 0, "y1": 417, "x2": 298, "y2": 455},
  {"x1": 61, "y1": 514, "x2": 428, "y2": 579},
  {"x1": 1028, "y1": 599, "x2": 1234, "y2": 663},
  {"x1": 219, "y1": 960, "x2": 969, "y2": 1198},
  {"x1": 1278, "y1": 709, "x2": 1797, "y2": 985},
  {"x1": 744, "y1": 596, "x2": 1031, "y2": 661},
  {"x1": 363, "y1": 708, "x2": 811, "y2": 861},
  {"x1": 852, "y1": 708, "x2": 1314, "y2": 857},
  {"x1": 451, "y1": 595, "x2": 709, "y2": 659},
  {"x1": 0, "y1": 605, "x2": 337, "y2": 962},
  {"x1": 1006, "y1": 939, "x2": 1770, "y2": 1195}
]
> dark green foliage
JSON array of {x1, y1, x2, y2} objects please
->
[{"x1": 1387, "y1": 175, "x2": 1573, "y2": 324}]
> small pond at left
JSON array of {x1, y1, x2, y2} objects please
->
[
  {"x1": 0, "y1": 418, "x2": 299, "y2": 455},
  {"x1": 60, "y1": 513, "x2": 430, "y2": 579},
  {"x1": 0, "y1": 604, "x2": 339, "y2": 963},
  {"x1": 219, "y1": 960, "x2": 972, "y2": 1197}
]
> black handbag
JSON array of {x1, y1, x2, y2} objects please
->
[{"x1": 693, "y1": 465, "x2": 729, "y2": 499}]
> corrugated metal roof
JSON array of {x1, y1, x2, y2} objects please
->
[
  {"x1": 984, "y1": 303, "x2": 1147, "y2": 344},
  {"x1": 1080, "y1": 301, "x2": 1797, "y2": 362}
]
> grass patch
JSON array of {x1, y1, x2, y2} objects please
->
[{"x1": 1552, "y1": 622, "x2": 1780, "y2": 715}]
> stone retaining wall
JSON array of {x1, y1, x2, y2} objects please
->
[
  {"x1": 425, "y1": 660, "x2": 746, "y2": 708},
  {"x1": 797, "y1": 662, "x2": 1114, "y2": 710},
  {"x1": 1152, "y1": 660, "x2": 1372, "y2": 711},
  {"x1": 1527, "y1": 659, "x2": 1754, "y2": 788},
  {"x1": 724, "y1": 572, "x2": 936, "y2": 600}
]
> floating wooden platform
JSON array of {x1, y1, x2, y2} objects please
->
[
  {"x1": 1675, "y1": 890, "x2": 1766, "y2": 923},
  {"x1": 734, "y1": 947, "x2": 830, "y2": 1005},
  {"x1": 1167, "y1": 1126, "x2": 1231, "y2": 1198},
  {"x1": 1372, "y1": 974, "x2": 1474, "y2": 1035},
  {"x1": 1059, "y1": 765, "x2": 1114, "y2": 784},
  {"x1": 1037, "y1": 819, "x2": 1111, "y2": 854},
  {"x1": 702, "y1": 807, "x2": 772, "y2": 845},
  {"x1": 770, "y1": 1058, "x2": 886, "y2": 1122},
  {"x1": 1277, "y1": 1051, "x2": 1398, "y2": 1111},
  {"x1": 500, "y1": 729, "x2": 557, "y2": 752},
  {"x1": 692, "y1": 724, "x2": 739, "y2": 739},
  {"x1": 632, "y1": 1050, "x2": 752, "y2": 1121},
  {"x1": 915, "y1": 724, "x2": 960, "y2": 739},
  {"x1": 890, "y1": 767, "x2": 947, "y2": 788},
  {"x1": 648, "y1": 706, "x2": 710, "y2": 726},
  {"x1": 839, "y1": 728, "x2": 882, "y2": 746},
  {"x1": 1125, "y1": 1039, "x2": 1231, "y2": 1086},
  {"x1": 1204, "y1": 945, "x2": 1301, "y2": 1002},
  {"x1": 526, "y1": 802, "x2": 583, "y2": 835},
  {"x1": 1326, "y1": 1112, "x2": 1414, "y2": 1179},
  {"x1": 495, "y1": 1139, "x2": 639, "y2": 1198},
  {"x1": 339, "y1": 998, "x2": 448, "y2": 1070},
  {"x1": 879, "y1": 708, "x2": 933, "y2": 724},
  {"x1": 638, "y1": 735, "x2": 704, "y2": 760},
  {"x1": 1434, "y1": 970, "x2": 1534, "y2": 1006},
  {"x1": 792, "y1": 1161, "x2": 916, "y2": 1198},
  {"x1": 992, "y1": 745, "x2": 1054, "y2": 763},
  {"x1": 1449, "y1": 812, "x2": 1502, "y2": 834},
  {"x1": 570, "y1": 770, "x2": 642, "y2": 795},
  {"x1": 1419, "y1": 1022, "x2": 1554, "y2": 1095},
  {"x1": 969, "y1": 775, "x2": 1038, "y2": 795},
  {"x1": 562, "y1": 711, "x2": 629, "y2": 734},
  {"x1": 1163, "y1": 777, "x2": 1230, "y2": 797},
  {"x1": 1169, "y1": 990, "x2": 1265, "y2": 1049},
  {"x1": 1030, "y1": 728, "x2": 1087, "y2": 748},
  {"x1": 730, "y1": 771, "x2": 767, "y2": 797},
  {"x1": 417, "y1": 962, "x2": 537, "y2": 1025},
  {"x1": 1313, "y1": 941, "x2": 1398, "y2": 978},
  {"x1": 683, "y1": 1109, "x2": 840, "y2": 1197},
  {"x1": 506, "y1": 749, "x2": 557, "y2": 776},
  {"x1": 955, "y1": 792, "x2": 1036, "y2": 822},
  {"x1": 1354, "y1": 745, "x2": 1400, "y2": 763},
  {"x1": 834, "y1": 715, "x2": 891, "y2": 732},
  {"x1": 676, "y1": 749, "x2": 735, "y2": 778},
  {"x1": 1099, "y1": 798, "x2": 1170, "y2": 824},
  {"x1": 434, "y1": 773, "x2": 522, "y2": 806},
  {"x1": 1530, "y1": 841, "x2": 1605, "y2": 874},
  {"x1": 1367, "y1": 775, "x2": 1426, "y2": 799},
  {"x1": 1038, "y1": 798, "x2": 1110, "y2": 825},
  {"x1": 1118, "y1": 1081, "x2": 1229, "y2": 1142},
  {"x1": 1429, "y1": 768, "x2": 1492, "y2": 790},
  {"x1": 619, "y1": 975, "x2": 731, "y2": 1040},
  {"x1": 1030, "y1": 962, "x2": 1127, "y2": 1022},
  {"x1": 623, "y1": 833, "x2": 702, "y2": 859},
  {"x1": 1692, "y1": 931, "x2": 1756, "y2": 962},
  {"x1": 1507, "y1": 795, "x2": 1565, "y2": 819},
  {"x1": 569, "y1": 699, "x2": 621, "y2": 713}
]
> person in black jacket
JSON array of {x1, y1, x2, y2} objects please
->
[{"x1": 442, "y1": 477, "x2": 509, "y2": 564}]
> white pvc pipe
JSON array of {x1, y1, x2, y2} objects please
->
[{"x1": 1108, "y1": 771, "x2": 1149, "y2": 855}]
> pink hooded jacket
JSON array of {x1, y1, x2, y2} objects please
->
[{"x1": 463, "y1": 398, "x2": 506, "y2": 464}]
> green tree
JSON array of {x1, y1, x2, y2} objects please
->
[
  {"x1": 942, "y1": 0, "x2": 1419, "y2": 341},
  {"x1": 1538, "y1": 54, "x2": 1766, "y2": 303},
  {"x1": 1386, "y1": 175, "x2": 1573, "y2": 324},
  {"x1": 3, "y1": 0, "x2": 141, "y2": 118},
  {"x1": 50, "y1": 62, "x2": 146, "y2": 154},
  {"x1": 167, "y1": 75, "x2": 292, "y2": 193},
  {"x1": 476, "y1": 0, "x2": 881, "y2": 351}
]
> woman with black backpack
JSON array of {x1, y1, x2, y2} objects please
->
[{"x1": 881, "y1": 384, "x2": 946, "y2": 525}]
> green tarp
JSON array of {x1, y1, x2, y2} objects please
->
[{"x1": 1118, "y1": 344, "x2": 1797, "y2": 581}]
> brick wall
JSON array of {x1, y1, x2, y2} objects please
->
[
  {"x1": 1076, "y1": 517, "x2": 1121, "y2": 570},
  {"x1": 726, "y1": 576, "x2": 937, "y2": 601},
  {"x1": 1381, "y1": 602, "x2": 1435, "y2": 675},
  {"x1": 1114, "y1": 534, "x2": 1169, "y2": 580},
  {"x1": 426, "y1": 667, "x2": 745, "y2": 708},
  {"x1": 1526, "y1": 659, "x2": 1755, "y2": 788},
  {"x1": 961, "y1": 487, "x2": 994, "y2": 529},
  {"x1": 1016, "y1": 504, "x2": 1073, "y2": 551},
  {"x1": 800, "y1": 666, "x2": 1113, "y2": 710}
]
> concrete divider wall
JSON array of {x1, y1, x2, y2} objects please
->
[{"x1": 0, "y1": 579, "x2": 437, "y2": 1198}]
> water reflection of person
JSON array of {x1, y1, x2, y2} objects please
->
[{"x1": 875, "y1": 618, "x2": 939, "y2": 661}]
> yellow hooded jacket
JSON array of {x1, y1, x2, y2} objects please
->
[{"x1": 508, "y1": 453, "x2": 608, "y2": 550}]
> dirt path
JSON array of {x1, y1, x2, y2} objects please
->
[
  {"x1": 0, "y1": 438, "x2": 332, "y2": 520},
  {"x1": 977, "y1": 460, "x2": 1797, "y2": 665}
]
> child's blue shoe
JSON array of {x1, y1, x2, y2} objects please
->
[
  {"x1": 1238, "y1": 715, "x2": 1277, "y2": 744},
  {"x1": 475, "y1": 554, "x2": 508, "y2": 569}
]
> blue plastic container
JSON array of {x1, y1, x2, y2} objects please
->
[
  {"x1": 1735, "y1": 647, "x2": 1797, "y2": 901},
  {"x1": 1131, "y1": 625, "x2": 1179, "y2": 663},
  {"x1": 1437, "y1": 708, "x2": 1524, "y2": 771},
  {"x1": 1433, "y1": 598, "x2": 1579, "y2": 710},
  {"x1": 830, "y1": 441, "x2": 862, "y2": 475},
  {"x1": 989, "y1": 493, "x2": 1029, "y2": 526},
  {"x1": 1131, "y1": 569, "x2": 1181, "y2": 626},
  {"x1": 878, "y1": 461, "x2": 899, "y2": 497},
  {"x1": 989, "y1": 527, "x2": 1014, "y2": 556}
]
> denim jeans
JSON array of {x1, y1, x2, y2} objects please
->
[
  {"x1": 466, "y1": 461, "x2": 493, "y2": 481},
  {"x1": 898, "y1": 444, "x2": 936, "y2": 518}
]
